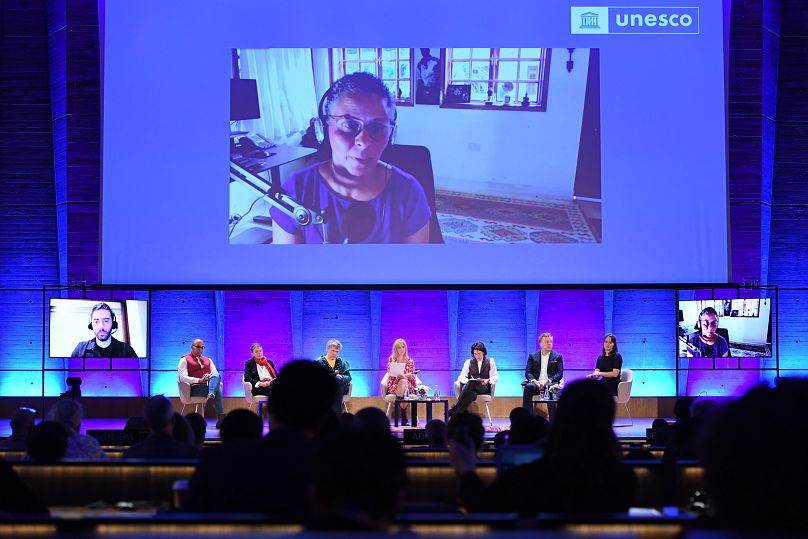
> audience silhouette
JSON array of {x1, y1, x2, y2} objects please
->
[
  {"x1": 450, "y1": 379, "x2": 636, "y2": 515},
  {"x1": 308, "y1": 427, "x2": 407, "y2": 530},
  {"x1": 187, "y1": 359, "x2": 338, "y2": 515},
  {"x1": 702, "y1": 379, "x2": 808, "y2": 531},
  {"x1": 124, "y1": 396, "x2": 199, "y2": 459},
  {"x1": 0, "y1": 407, "x2": 35, "y2": 451}
]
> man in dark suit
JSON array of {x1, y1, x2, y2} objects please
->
[{"x1": 522, "y1": 333, "x2": 564, "y2": 416}]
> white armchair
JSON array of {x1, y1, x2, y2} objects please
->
[
  {"x1": 243, "y1": 377, "x2": 269, "y2": 416},
  {"x1": 381, "y1": 372, "x2": 422, "y2": 416},
  {"x1": 615, "y1": 369, "x2": 634, "y2": 426},
  {"x1": 342, "y1": 381, "x2": 353, "y2": 412},
  {"x1": 178, "y1": 380, "x2": 208, "y2": 414},
  {"x1": 177, "y1": 357, "x2": 207, "y2": 414},
  {"x1": 453, "y1": 380, "x2": 496, "y2": 427}
]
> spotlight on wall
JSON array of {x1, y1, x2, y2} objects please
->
[{"x1": 566, "y1": 48, "x2": 575, "y2": 72}]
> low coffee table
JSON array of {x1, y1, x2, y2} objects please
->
[{"x1": 393, "y1": 398, "x2": 449, "y2": 427}]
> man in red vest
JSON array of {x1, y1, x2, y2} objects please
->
[{"x1": 179, "y1": 339, "x2": 225, "y2": 428}]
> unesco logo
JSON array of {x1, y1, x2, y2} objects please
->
[{"x1": 571, "y1": 6, "x2": 700, "y2": 34}]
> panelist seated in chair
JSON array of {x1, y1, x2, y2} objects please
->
[
  {"x1": 449, "y1": 341, "x2": 499, "y2": 417},
  {"x1": 586, "y1": 333, "x2": 623, "y2": 397},
  {"x1": 271, "y1": 72, "x2": 431, "y2": 244},
  {"x1": 316, "y1": 338, "x2": 352, "y2": 411},
  {"x1": 178, "y1": 339, "x2": 225, "y2": 427},
  {"x1": 522, "y1": 332, "x2": 564, "y2": 413},
  {"x1": 385, "y1": 338, "x2": 419, "y2": 421},
  {"x1": 244, "y1": 342, "x2": 277, "y2": 398}
]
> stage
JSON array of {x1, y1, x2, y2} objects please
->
[{"x1": 0, "y1": 415, "x2": 658, "y2": 443}]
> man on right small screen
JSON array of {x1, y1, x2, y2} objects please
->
[
  {"x1": 522, "y1": 332, "x2": 564, "y2": 414},
  {"x1": 687, "y1": 307, "x2": 730, "y2": 358}
]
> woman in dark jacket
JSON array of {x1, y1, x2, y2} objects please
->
[{"x1": 244, "y1": 342, "x2": 277, "y2": 398}]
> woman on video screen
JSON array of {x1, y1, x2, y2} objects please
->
[{"x1": 271, "y1": 72, "x2": 431, "y2": 244}]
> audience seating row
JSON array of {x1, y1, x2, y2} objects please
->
[{"x1": 9, "y1": 459, "x2": 705, "y2": 509}]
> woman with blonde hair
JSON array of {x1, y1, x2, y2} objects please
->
[{"x1": 386, "y1": 338, "x2": 417, "y2": 422}]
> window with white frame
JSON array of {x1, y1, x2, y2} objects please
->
[
  {"x1": 444, "y1": 47, "x2": 551, "y2": 110},
  {"x1": 331, "y1": 48, "x2": 413, "y2": 105}
]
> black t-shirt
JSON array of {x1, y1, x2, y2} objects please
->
[
  {"x1": 596, "y1": 353, "x2": 623, "y2": 396},
  {"x1": 70, "y1": 337, "x2": 138, "y2": 358}
]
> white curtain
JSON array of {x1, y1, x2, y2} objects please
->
[{"x1": 238, "y1": 48, "x2": 318, "y2": 141}]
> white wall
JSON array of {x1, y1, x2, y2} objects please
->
[
  {"x1": 396, "y1": 48, "x2": 591, "y2": 200},
  {"x1": 720, "y1": 298, "x2": 771, "y2": 345}
]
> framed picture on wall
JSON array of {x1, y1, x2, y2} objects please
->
[
  {"x1": 444, "y1": 83, "x2": 471, "y2": 104},
  {"x1": 415, "y1": 47, "x2": 443, "y2": 105}
]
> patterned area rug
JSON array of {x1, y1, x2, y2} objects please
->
[{"x1": 436, "y1": 190, "x2": 599, "y2": 244}]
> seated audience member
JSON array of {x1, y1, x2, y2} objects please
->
[
  {"x1": 449, "y1": 342, "x2": 499, "y2": 417},
  {"x1": 219, "y1": 409, "x2": 263, "y2": 442},
  {"x1": 508, "y1": 415, "x2": 549, "y2": 446},
  {"x1": 178, "y1": 338, "x2": 225, "y2": 428},
  {"x1": 702, "y1": 380, "x2": 808, "y2": 531},
  {"x1": 649, "y1": 417, "x2": 672, "y2": 446},
  {"x1": 316, "y1": 339, "x2": 352, "y2": 412},
  {"x1": 243, "y1": 342, "x2": 276, "y2": 399},
  {"x1": 124, "y1": 395, "x2": 199, "y2": 459},
  {"x1": 184, "y1": 412, "x2": 207, "y2": 448},
  {"x1": 308, "y1": 427, "x2": 407, "y2": 530},
  {"x1": 123, "y1": 416, "x2": 148, "y2": 431},
  {"x1": 354, "y1": 407, "x2": 390, "y2": 433},
  {"x1": 494, "y1": 407, "x2": 532, "y2": 446},
  {"x1": 450, "y1": 379, "x2": 636, "y2": 515},
  {"x1": 26, "y1": 421, "x2": 68, "y2": 461},
  {"x1": 46, "y1": 400, "x2": 105, "y2": 459},
  {"x1": 0, "y1": 458, "x2": 49, "y2": 513},
  {"x1": 664, "y1": 397, "x2": 717, "y2": 463},
  {"x1": 0, "y1": 407, "x2": 36, "y2": 451},
  {"x1": 447, "y1": 411, "x2": 485, "y2": 453},
  {"x1": 424, "y1": 419, "x2": 447, "y2": 448},
  {"x1": 172, "y1": 412, "x2": 194, "y2": 446},
  {"x1": 187, "y1": 360, "x2": 338, "y2": 515},
  {"x1": 339, "y1": 412, "x2": 355, "y2": 428},
  {"x1": 586, "y1": 333, "x2": 623, "y2": 396}
]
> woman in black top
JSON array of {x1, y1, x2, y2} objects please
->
[{"x1": 587, "y1": 333, "x2": 623, "y2": 396}]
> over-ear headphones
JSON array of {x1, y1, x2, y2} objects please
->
[
  {"x1": 696, "y1": 306, "x2": 718, "y2": 334},
  {"x1": 313, "y1": 86, "x2": 331, "y2": 145},
  {"x1": 313, "y1": 72, "x2": 397, "y2": 146},
  {"x1": 88, "y1": 302, "x2": 118, "y2": 332}
]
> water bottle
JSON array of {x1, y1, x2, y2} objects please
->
[
  {"x1": 404, "y1": 384, "x2": 410, "y2": 400},
  {"x1": 433, "y1": 385, "x2": 440, "y2": 400}
]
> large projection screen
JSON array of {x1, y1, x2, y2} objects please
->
[{"x1": 101, "y1": 1, "x2": 729, "y2": 285}]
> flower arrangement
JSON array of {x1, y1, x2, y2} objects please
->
[
  {"x1": 416, "y1": 385, "x2": 430, "y2": 399},
  {"x1": 548, "y1": 384, "x2": 562, "y2": 399}
]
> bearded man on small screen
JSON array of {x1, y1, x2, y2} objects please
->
[{"x1": 70, "y1": 302, "x2": 139, "y2": 358}]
